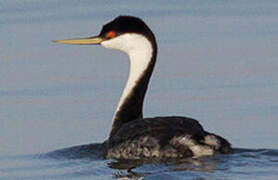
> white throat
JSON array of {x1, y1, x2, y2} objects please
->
[{"x1": 101, "y1": 33, "x2": 153, "y2": 120}]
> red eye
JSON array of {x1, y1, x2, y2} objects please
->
[{"x1": 107, "y1": 31, "x2": 115, "y2": 38}]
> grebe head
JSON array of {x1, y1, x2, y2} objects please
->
[{"x1": 53, "y1": 16, "x2": 156, "y2": 56}]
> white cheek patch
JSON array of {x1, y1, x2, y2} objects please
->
[
  {"x1": 101, "y1": 34, "x2": 147, "y2": 54},
  {"x1": 101, "y1": 34, "x2": 153, "y2": 119},
  {"x1": 101, "y1": 35, "x2": 130, "y2": 53}
]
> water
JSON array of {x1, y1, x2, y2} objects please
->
[
  {"x1": 1, "y1": 0, "x2": 278, "y2": 179},
  {"x1": 1, "y1": 146, "x2": 278, "y2": 179}
]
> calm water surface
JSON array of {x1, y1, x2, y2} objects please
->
[{"x1": 1, "y1": 0, "x2": 278, "y2": 179}]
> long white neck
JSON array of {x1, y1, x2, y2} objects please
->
[
  {"x1": 115, "y1": 36, "x2": 153, "y2": 114},
  {"x1": 101, "y1": 33, "x2": 155, "y2": 132}
]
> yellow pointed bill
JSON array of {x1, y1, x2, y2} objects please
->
[{"x1": 53, "y1": 36, "x2": 103, "y2": 45}]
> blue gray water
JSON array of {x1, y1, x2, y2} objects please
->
[{"x1": 1, "y1": 0, "x2": 278, "y2": 179}]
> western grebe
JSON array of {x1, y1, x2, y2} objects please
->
[{"x1": 54, "y1": 16, "x2": 231, "y2": 160}]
